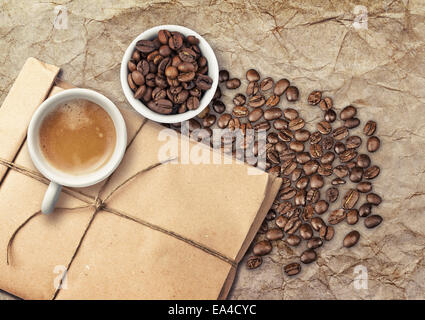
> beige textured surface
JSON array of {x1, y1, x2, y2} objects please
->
[{"x1": 1, "y1": 0, "x2": 425, "y2": 299}]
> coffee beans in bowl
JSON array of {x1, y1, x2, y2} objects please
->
[{"x1": 121, "y1": 25, "x2": 219, "y2": 123}]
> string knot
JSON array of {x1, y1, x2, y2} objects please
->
[{"x1": 94, "y1": 197, "x2": 105, "y2": 211}]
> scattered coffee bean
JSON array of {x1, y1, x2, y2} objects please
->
[
  {"x1": 357, "y1": 181, "x2": 372, "y2": 193},
  {"x1": 264, "y1": 108, "x2": 282, "y2": 121},
  {"x1": 324, "y1": 109, "x2": 337, "y2": 122},
  {"x1": 359, "y1": 203, "x2": 372, "y2": 217},
  {"x1": 284, "y1": 263, "x2": 301, "y2": 276},
  {"x1": 226, "y1": 78, "x2": 241, "y2": 89},
  {"x1": 253, "y1": 240, "x2": 272, "y2": 256},
  {"x1": 285, "y1": 86, "x2": 299, "y2": 101},
  {"x1": 286, "y1": 234, "x2": 301, "y2": 247},
  {"x1": 346, "y1": 209, "x2": 359, "y2": 225},
  {"x1": 246, "y1": 69, "x2": 260, "y2": 81},
  {"x1": 364, "y1": 215, "x2": 383, "y2": 228},
  {"x1": 319, "y1": 97, "x2": 333, "y2": 111},
  {"x1": 219, "y1": 69, "x2": 229, "y2": 82},
  {"x1": 350, "y1": 167, "x2": 363, "y2": 183},
  {"x1": 342, "y1": 189, "x2": 359, "y2": 209},
  {"x1": 274, "y1": 79, "x2": 290, "y2": 96},
  {"x1": 367, "y1": 136, "x2": 380, "y2": 152},
  {"x1": 326, "y1": 187, "x2": 339, "y2": 203},
  {"x1": 363, "y1": 120, "x2": 377, "y2": 136},
  {"x1": 266, "y1": 228, "x2": 284, "y2": 241},
  {"x1": 314, "y1": 200, "x2": 329, "y2": 215},
  {"x1": 364, "y1": 165, "x2": 380, "y2": 179},
  {"x1": 300, "y1": 249, "x2": 317, "y2": 264},
  {"x1": 343, "y1": 231, "x2": 360, "y2": 248},
  {"x1": 357, "y1": 154, "x2": 371, "y2": 168},
  {"x1": 340, "y1": 105, "x2": 357, "y2": 120},
  {"x1": 317, "y1": 120, "x2": 332, "y2": 135},
  {"x1": 367, "y1": 193, "x2": 382, "y2": 205},
  {"x1": 247, "y1": 256, "x2": 262, "y2": 269},
  {"x1": 307, "y1": 237, "x2": 323, "y2": 249},
  {"x1": 334, "y1": 165, "x2": 349, "y2": 178},
  {"x1": 308, "y1": 90, "x2": 322, "y2": 105},
  {"x1": 300, "y1": 223, "x2": 314, "y2": 240}
]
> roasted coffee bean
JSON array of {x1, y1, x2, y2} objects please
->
[
  {"x1": 294, "y1": 129, "x2": 310, "y2": 142},
  {"x1": 327, "y1": 187, "x2": 339, "y2": 203},
  {"x1": 169, "y1": 31, "x2": 184, "y2": 50},
  {"x1": 246, "y1": 81, "x2": 260, "y2": 96},
  {"x1": 340, "y1": 105, "x2": 357, "y2": 120},
  {"x1": 274, "y1": 142, "x2": 288, "y2": 154},
  {"x1": 134, "y1": 85, "x2": 147, "y2": 99},
  {"x1": 275, "y1": 215, "x2": 289, "y2": 229},
  {"x1": 247, "y1": 256, "x2": 262, "y2": 269},
  {"x1": 301, "y1": 204, "x2": 314, "y2": 221},
  {"x1": 311, "y1": 217, "x2": 326, "y2": 232},
  {"x1": 310, "y1": 174, "x2": 324, "y2": 189},
  {"x1": 202, "y1": 114, "x2": 216, "y2": 128},
  {"x1": 367, "y1": 193, "x2": 382, "y2": 205},
  {"x1": 363, "y1": 120, "x2": 377, "y2": 136},
  {"x1": 131, "y1": 70, "x2": 145, "y2": 86},
  {"x1": 266, "y1": 210, "x2": 277, "y2": 221},
  {"x1": 346, "y1": 209, "x2": 359, "y2": 225},
  {"x1": 265, "y1": 95, "x2": 280, "y2": 107},
  {"x1": 343, "y1": 231, "x2": 360, "y2": 248},
  {"x1": 308, "y1": 237, "x2": 323, "y2": 249},
  {"x1": 284, "y1": 262, "x2": 301, "y2": 276},
  {"x1": 333, "y1": 142, "x2": 345, "y2": 155},
  {"x1": 364, "y1": 165, "x2": 380, "y2": 179},
  {"x1": 314, "y1": 200, "x2": 328, "y2": 215},
  {"x1": 147, "y1": 99, "x2": 173, "y2": 114},
  {"x1": 246, "y1": 69, "x2": 260, "y2": 81},
  {"x1": 306, "y1": 189, "x2": 320, "y2": 203},
  {"x1": 346, "y1": 161, "x2": 356, "y2": 170},
  {"x1": 331, "y1": 178, "x2": 346, "y2": 185},
  {"x1": 136, "y1": 39, "x2": 156, "y2": 53},
  {"x1": 217, "y1": 113, "x2": 232, "y2": 128},
  {"x1": 291, "y1": 168, "x2": 303, "y2": 182},
  {"x1": 322, "y1": 225, "x2": 335, "y2": 241},
  {"x1": 339, "y1": 149, "x2": 357, "y2": 163},
  {"x1": 196, "y1": 74, "x2": 213, "y2": 90},
  {"x1": 248, "y1": 95, "x2": 266, "y2": 108},
  {"x1": 279, "y1": 187, "x2": 296, "y2": 200},
  {"x1": 342, "y1": 189, "x2": 359, "y2": 209},
  {"x1": 296, "y1": 152, "x2": 311, "y2": 164},
  {"x1": 142, "y1": 87, "x2": 153, "y2": 102},
  {"x1": 187, "y1": 96, "x2": 200, "y2": 110},
  {"x1": 277, "y1": 201, "x2": 292, "y2": 215},
  {"x1": 328, "y1": 208, "x2": 346, "y2": 225},
  {"x1": 321, "y1": 152, "x2": 335, "y2": 165},
  {"x1": 367, "y1": 136, "x2": 380, "y2": 152},
  {"x1": 188, "y1": 119, "x2": 201, "y2": 131},
  {"x1": 267, "y1": 133, "x2": 279, "y2": 144},
  {"x1": 289, "y1": 118, "x2": 305, "y2": 131},
  {"x1": 253, "y1": 240, "x2": 272, "y2": 256},
  {"x1": 267, "y1": 150, "x2": 280, "y2": 164},
  {"x1": 356, "y1": 154, "x2": 371, "y2": 168},
  {"x1": 273, "y1": 119, "x2": 288, "y2": 130},
  {"x1": 300, "y1": 249, "x2": 317, "y2": 264},
  {"x1": 277, "y1": 129, "x2": 293, "y2": 142},
  {"x1": 310, "y1": 143, "x2": 323, "y2": 158},
  {"x1": 310, "y1": 131, "x2": 322, "y2": 144},
  {"x1": 364, "y1": 215, "x2": 383, "y2": 228},
  {"x1": 303, "y1": 160, "x2": 319, "y2": 175},
  {"x1": 226, "y1": 78, "x2": 241, "y2": 89},
  {"x1": 346, "y1": 136, "x2": 362, "y2": 149},
  {"x1": 317, "y1": 121, "x2": 332, "y2": 135},
  {"x1": 283, "y1": 108, "x2": 298, "y2": 120},
  {"x1": 296, "y1": 176, "x2": 309, "y2": 190},
  {"x1": 349, "y1": 167, "x2": 363, "y2": 183},
  {"x1": 284, "y1": 217, "x2": 302, "y2": 234},
  {"x1": 299, "y1": 223, "x2": 313, "y2": 240},
  {"x1": 334, "y1": 165, "x2": 349, "y2": 178},
  {"x1": 357, "y1": 181, "x2": 372, "y2": 193},
  {"x1": 128, "y1": 60, "x2": 137, "y2": 72},
  {"x1": 319, "y1": 97, "x2": 333, "y2": 111},
  {"x1": 254, "y1": 121, "x2": 271, "y2": 131},
  {"x1": 274, "y1": 79, "x2": 290, "y2": 96},
  {"x1": 333, "y1": 126, "x2": 349, "y2": 140},
  {"x1": 232, "y1": 106, "x2": 249, "y2": 117},
  {"x1": 285, "y1": 86, "x2": 299, "y2": 101},
  {"x1": 177, "y1": 71, "x2": 195, "y2": 82},
  {"x1": 295, "y1": 190, "x2": 306, "y2": 206},
  {"x1": 212, "y1": 100, "x2": 226, "y2": 114},
  {"x1": 260, "y1": 77, "x2": 274, "y2": 91},
  {"x1": 264, "y1": 108, "x2": 282, "y2": 121},
  {"x1": 322, "y1": 136, "x2": 334, "y2": 150},
  {"x1": 324, "y1": 109, "x2": 337, "y2": 122},
  {"x1": 281, "y1": 159, "x2": 297, "y2": 175},
  {"x1": 233, "y1": 93, "x2": 246, "y2": 106},
  {"x1": 344, "y1": 118, "x2": 360, "y2": 129},
  {"x1": 137, "y1": 60, "x2": 150, "y2": 76},
  {"x1": 279, "y1": 151, "x2": 296, "y2": 163},
  {"x1": 359, "y1": 203, "x2": 372, "y2": 217},
  {"x1": 308, "y1": 90, "x2": 322, "y2": 105},
  {"x1": 219, "y1": 70, "x2": 229, "y2": 82},
  {"x1": 266, "y1": 228, "x2": 284, "y2": 241},
  {"x1": 158, "y1": 30, "x2": 171, "y2": 44}
]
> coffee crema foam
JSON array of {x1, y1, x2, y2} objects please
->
[{"x1": 39, "y1": 99, "x2": 116, "y2": 175}]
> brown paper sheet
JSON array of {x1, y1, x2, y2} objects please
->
[
  {"x1": 0, "y1": 58, "x2": 281, "y2": 299},
  {"x1": 2, "y1": 0, "x2": 425, "y2": 300}
]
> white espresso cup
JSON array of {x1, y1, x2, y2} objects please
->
[{"x1": 27, "y1": 88, "x2": 127, "y2": 214}]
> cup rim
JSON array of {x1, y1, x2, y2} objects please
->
[
  {"x1": 120, "y1": 24, "x2": 219, "y2": 124},
  {"x1": 27, "y1": 88, "x2": 127, "y2": 188}
]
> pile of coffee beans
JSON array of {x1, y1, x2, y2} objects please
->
[
  {"x1": 127, "y1": 30, "x2": 213, "y2": 114},
  {"x1": 165, "y1": 68, "x2": 382, "y2": 277}
]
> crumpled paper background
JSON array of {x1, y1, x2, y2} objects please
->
[{"x1": 1, "y1": 0, "x2": 425, "y2": 300}]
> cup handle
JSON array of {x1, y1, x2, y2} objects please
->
[{"x1": 41, "y1": 182, "x2": 62, "y2": 214}]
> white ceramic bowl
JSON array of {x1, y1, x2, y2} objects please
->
[{"x1": 120, "y1": 25, "x2": 219, "y2": 123}]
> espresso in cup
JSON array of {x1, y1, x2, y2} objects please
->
[{"x1": 39, "y1": 99, "x2": 116, "y2": 175}]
